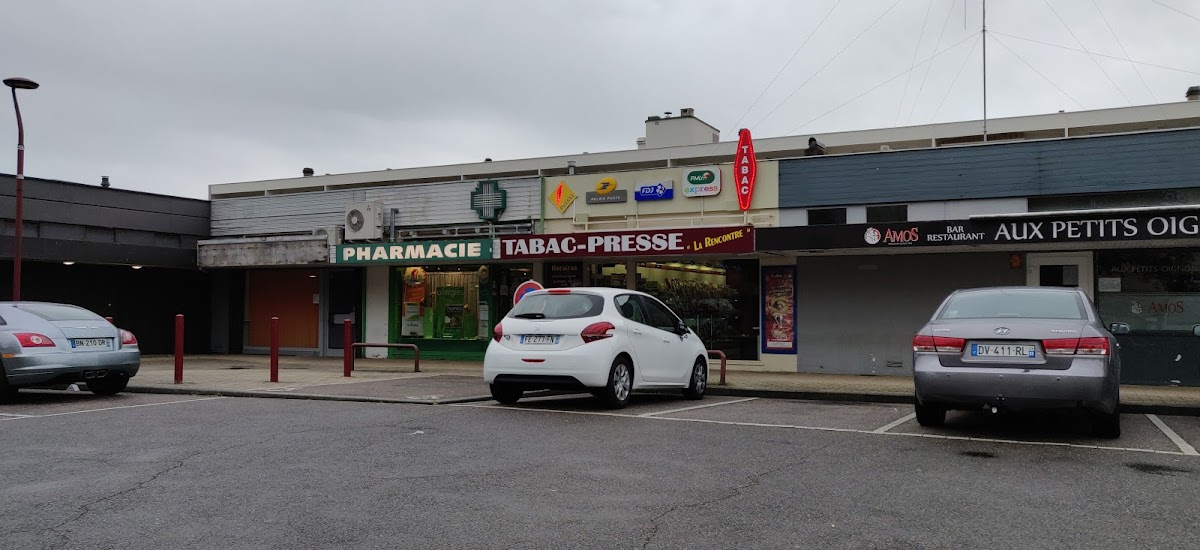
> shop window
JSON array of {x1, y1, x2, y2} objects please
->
[
  {"x1": 392, "y1": 264, "x2": 530, "y2": 342},
  {"x1": 866, "y1": 204, "x2": 907, "y2": 223},
  {"x1": 807, "y1": 208, "x2": 846, "y2": 226},
  {"x1": 1095, "y1": 249, "x2": 1200, "y2": 333},
  {"x1": 588, "y1": 260, "x2": 758, "y2": 359}
]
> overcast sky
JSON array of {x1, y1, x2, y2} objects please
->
[{"x1": 3, "y1": 0, "x2": 1199, "y2": 199}]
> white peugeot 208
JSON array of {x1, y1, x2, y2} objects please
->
[{"x1": 484, "y1": 287, "x2": 710, "y2": 408}]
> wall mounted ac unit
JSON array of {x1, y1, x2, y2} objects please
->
[{"x1": 344, "y1": 202, "x2": 384, "y2": 241}]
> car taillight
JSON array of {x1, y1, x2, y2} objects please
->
[
  {"x1": 15, "y1": 333, "x2": 56, "y2": 348},
  {"x1": 1043, "y1": 338, "x2": 1080, "y2": 355},
  {"x1": 581, "y1": 322, "x2": 615, "y2": 343},
  {"x1": 120, "y1": 329, "x2": 138, "y2": 346},
  {"x1": 1076, "y1": 337, "x2": 1110, "y2": 356},
  {"x1": 493, "y1": 323, "x2": 503, "y2": 342},
  {"x1": 913, "y1": 335, "x2": 964, "y2": 353}
]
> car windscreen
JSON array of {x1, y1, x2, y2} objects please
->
[
  {"x1": 17, "y1": 303, "x2": 104, "y2": 322},
  {"x1": 508, "y1": 293, "x2": 604, "y2": 320},
  {"x1": 937, "y1": 290, "x2": 1086, "y2": 320}
]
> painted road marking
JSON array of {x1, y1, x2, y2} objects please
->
[
  {"x1": 873, "y1": 412, "x2": 917, "y2": 433},
  {"x1": 8, "y1": 397, "x2": 226, "y2": 420},
  {"x1": 0, "y1": 412, "x2": 34, "y2": 418},
  {"x1": 454, "y1": 402, "x2": 1194, "y2": 457},
  {"x1": 638, "y1": 397, "x2": 759, "y2": 418},
  {"x1": 1147, "y1": 414, "x2": 1200, "y2": 456}
]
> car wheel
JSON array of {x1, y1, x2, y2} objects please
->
[
  {"x1": 490, "y1": 383, "x2": 523, "y2": 405},
  {"x1": 1092, "y1": 409, "x2": 1121, "y2": 439},
  {"x1": 599, "y1": 357, "x2": 633, "y2": 409},
  {"x1": 682, "y1": 358, "x2": 707, "y2": 400},
  {"x1": 914, "y1": 399, "x2": 945, "y2": 427},
  {"x1": 87, "y1": 376, "x2": 129, "y2": 396}
]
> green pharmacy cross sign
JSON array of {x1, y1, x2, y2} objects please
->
[{"x1": 471, "y1": 180, "x2": 507, "y2": 222}]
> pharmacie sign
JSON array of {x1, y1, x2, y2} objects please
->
[
  {"x1": 333, "y1": 239, "x2": 492, "y2": 264},
  {"x1": 758, "y1": 207, "x2": 1200, "y2": 251},
  {"x1": 495, "y1": 226, "x2": 755, "y2": 260}
]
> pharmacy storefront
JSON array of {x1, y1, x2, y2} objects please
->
[{"x1": 332, "y1": 239, "x2": 532, "y2": 360}]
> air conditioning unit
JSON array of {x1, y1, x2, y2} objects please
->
[{"x1": 344, "y1": 202, "x2": 384, "y2": 241}]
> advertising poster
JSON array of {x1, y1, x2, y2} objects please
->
[
  {"x1": 401, "y1": 303, "x2": 424, "y2": 337},
  {"x1": 762, "y1": 266, "x2": 797, "y2": 353}
]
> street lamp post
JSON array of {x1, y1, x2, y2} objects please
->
[{"x1": 4, "y1": 77, "x2": 39, "y2": 302}]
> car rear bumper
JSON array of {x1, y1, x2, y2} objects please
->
[
  {"x1": 2, "y1": 349, "x2": 140, "y2": 387},
  {"x1": 483, "y1": 341, "x2": 613, "y2": 388},
  {"x1": 914, "y1": 354, "x2": 1117, "y2": 413}
]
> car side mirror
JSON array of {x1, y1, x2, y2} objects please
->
[
  {"x1": 676, "y1": 322, "x2": 690, "y2": 336},
  {"x1": 1110, "y1": 323, "x2": 1131, "y2": 335},
  {"x1": 1194, "y1": 325, "x2": 1200, "y2": 337}
]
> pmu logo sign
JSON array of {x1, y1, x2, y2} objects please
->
[
  {"x1": 682, "y1": 166, "x2": 721, "y2": 197},
  {"x1": 735, "y1": 128, "x2": 757, "y2": 211}
]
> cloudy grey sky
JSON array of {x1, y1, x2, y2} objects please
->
[{"x1": 3, "y1": 0, "x2": 1199, "y2": 199}]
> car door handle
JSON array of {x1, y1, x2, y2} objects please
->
[
  {"x1": 632, "y1": 329, "x2": 643, "y2": 335},
  {"x1": 662, "y1": 337, "x2": 670, "y2": 343}
]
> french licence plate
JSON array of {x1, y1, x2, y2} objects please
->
[
  {"x1": 971, "y1": 343, "x2": 1036, "y2": 358},
  {"x1": 520, "y1": 335, "x2": 559, "y2": 345},
  {"x1": 72, "y1": 338, "x2": 112, "y2": 350}
]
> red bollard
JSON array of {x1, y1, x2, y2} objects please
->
[
  {"x1": 174, "y1": 314, "x2": 184, "y2": 384},
  {"x1": 343, "y1": 319, "x2": 353, "y2": 377},
  {"x1": 269, "y1": 316, "x2": 280, "y2": 383}
]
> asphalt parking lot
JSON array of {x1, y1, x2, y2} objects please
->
[{"x1": 3, "y1": 389, "x2": 1199, "y2": 548}]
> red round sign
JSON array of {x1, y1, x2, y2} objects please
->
[{"x1": 513, "y1": 280, "x2": 544, "y2": 305}]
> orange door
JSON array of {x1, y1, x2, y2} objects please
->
[{"x1": 246, "y1": 269, "x2": 320, "y2": 348}]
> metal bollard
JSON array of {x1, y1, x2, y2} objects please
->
[
  {"x1": 174, "y1": 314, "x2": 184, "y2": 384},
  {"x1": 270, "y1": 316, "x2": 280, "y2": 383},
  {"x1": 343, "y1": 319, "x2": 353, "y2": 377}
]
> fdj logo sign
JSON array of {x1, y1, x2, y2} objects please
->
[
  {"x1": 634, "y1": 180, "x2": 674, "y2": 201},
  {"x1": 682, "y1": 166, "x2": 721, "y2": 197}
]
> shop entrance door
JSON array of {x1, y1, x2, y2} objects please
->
[
  {"x1": 325, "y1": 269, "x2": 362, "y2": 357},
  {"x1": 1026, "y1": 252, "x2": 1094, "y2": 302}
]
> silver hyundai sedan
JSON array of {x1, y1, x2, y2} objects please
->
[
  {"x1": 0, "y1": 302, "x2": 140, "y2": 399},
  {"x1": 913, "y1": 287, "x2": 1121, "y2": 438}
]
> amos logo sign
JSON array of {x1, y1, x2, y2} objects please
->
[{"x1": 682, "y1": 166, "x2": 721, "y2": 197}]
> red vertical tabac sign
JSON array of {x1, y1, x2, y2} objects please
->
[{"x1": 735, "y1": 128, "x2": 757, "y2": 211}]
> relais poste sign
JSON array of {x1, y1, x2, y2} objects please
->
[{"x1": 734, "y1": 128, "x2": 757, "y2": 211}]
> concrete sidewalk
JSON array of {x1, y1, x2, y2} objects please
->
[{"x1": 127, "y1": 354, "x2": 1200, "y2": 414}]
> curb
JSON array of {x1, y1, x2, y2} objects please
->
[{"x1": 126, "y1": 385, "x2": 493, "y2": 406}]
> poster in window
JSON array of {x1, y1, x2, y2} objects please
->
[{"x1": 762, "y1": 266, "x2": 797, "y2": 353}]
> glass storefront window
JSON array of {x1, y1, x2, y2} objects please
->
[
  {"x1": 392, "y1": 264, "x2": 530, "y2": 341},
  {"x1": 1096, "y1": 249, "x2": 1200, "y2": 333},
  {"x1": 578, "y1": 259, "x2": 760, "y2": 360}
]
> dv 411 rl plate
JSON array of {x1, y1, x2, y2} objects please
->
[{"x1": 971, "y1": 343, "x2": 1036, "y2": 358}]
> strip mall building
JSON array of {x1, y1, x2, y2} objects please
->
[{"x1": 200, "y1": 91, "x2": 1200, "y2": 385}]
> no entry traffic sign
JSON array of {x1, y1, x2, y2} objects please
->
[{"x1": 513, "y1": 280, "x2": 544, "y2": 305}]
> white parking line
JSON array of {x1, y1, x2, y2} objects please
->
[
  {"x1": 8, "y1": 397, "x2": 226, "y2": 420},
  {"x1": 452, "y1": 401, "x2": 1195, "y2": 457},
  {"x1": 638, "y1": 397, "x2": 759, "y2": 418},
  {"x1": 873, "y1": 412, "x2": 917, "y2": 433},
  {"x1": 0, "y1": 412, "x2": 34, "y2": 418},
  {"x1": 1147, "y1": 414, "x2": 1200, "y2": 456}
]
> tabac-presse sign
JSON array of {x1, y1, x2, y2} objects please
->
[
  {"x1": 734, "y1": 128, "x2": 757, "y2": 211},
  {"x1": 495, "y1": 226, "x2": 754, "y2": 260},
  {"x1": 682, "y1": 166, "x2": 721, "y2": 197},
  {"x1": 333, "y1": 239, "x2": 492, "y2": 264}
]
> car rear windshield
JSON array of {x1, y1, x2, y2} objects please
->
[
  {"x1": 508, "y1": 293, "x2": 604, "y2": 320},
  {"x1": 17, "y1": 303, "x2": 104, "y2": 322},
  {"x1": 937, "y1": 290, "x2": 1087, "y2": 320}
]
